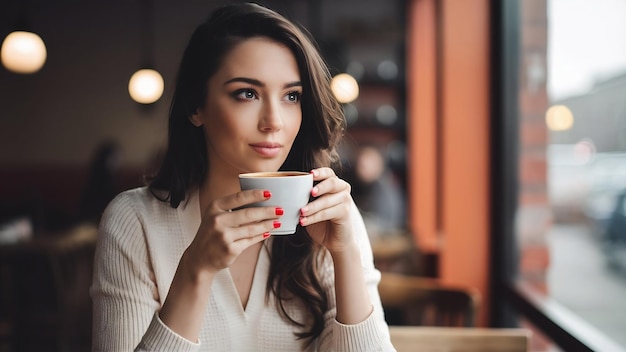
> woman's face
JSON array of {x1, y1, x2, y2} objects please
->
[{"x1": 192, "y1": 36, "x2": 303, "y2": 177}]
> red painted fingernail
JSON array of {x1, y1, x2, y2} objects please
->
[
  {"x1": 275, "y1": 207, "x2": 284, "y2": 216},
  {"x1": 273, "y1": 220, "x2": 281, "y2": 228},
  {"x1": 311, "y1": 187, "x2": 318, "y2": 197},
  {"x1": 263, "y1": 232, "x2": 271, "y2": 239},
  {"x1": 299, "y1": 217, "x2": 306, "y2": 226},
  {"x1": 263, "y1": 190, "x2": 271, "y2": 198},
  {"x1": 300, "y1": 207, "x2": 307, "y2": 216}
]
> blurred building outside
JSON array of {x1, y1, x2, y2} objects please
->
[{"x1": 518, "y1": 0, "x2": 626, "y2": 349}]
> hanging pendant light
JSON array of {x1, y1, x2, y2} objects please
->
[
  {"x1": 129, "y1": 68, "x2": 164, "y2": 104},
  {"x1": 1, "y1": 4, "x2": 47, "y2": 74},
  {"x1": 1, "y1": 31, "x2": 47, "y2": 74},
  {"x1": 128, "y1": 0, "x2": 163, "y2": 105}
]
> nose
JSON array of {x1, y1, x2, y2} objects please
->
[{"x1": 258, "y1": 100, "x2": 283, "y2": 132}]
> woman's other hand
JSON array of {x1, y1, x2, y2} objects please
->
[
  {"x1": 299, "y1": 167, "x2": 356, "y2": 254},
  {"x1": 300, "y1": 168, "x2": 373, "y2": 324}
]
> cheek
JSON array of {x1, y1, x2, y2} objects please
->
[
  {"x1": 205, "y1": 99, "x2": 241, "y2": 131},
  {"x1": 287, "y1": 110, "x2": 303, "y2": 139},
  {"x1": 207, "y1": 117, "x2": 244, "y2": 144},
  {"x1": 204, "y1": 107, "x2": 240, "y2": 146}
]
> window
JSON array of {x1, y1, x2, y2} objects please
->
[{"x1": 494, "y1": 0, "x2": 626, "y2": 350}]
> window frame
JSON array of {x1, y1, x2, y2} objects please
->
[{"x1": 489, "y1": 1, "x2": 625, "y2": 351}]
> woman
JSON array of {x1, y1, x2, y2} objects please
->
[{"x1": 91, "y1": 3, "x2": 395, "y2": 351}]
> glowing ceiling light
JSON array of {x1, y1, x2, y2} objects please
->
[
  {"x1": 128, "y1": 69, "x2": 164, "y2": 104},
  {"x1": 1, "y1": 31, "x2": 47, "y2": 74}
]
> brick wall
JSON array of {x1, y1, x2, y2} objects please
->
[
  {"x1": 517, "y1": 0, "x2": 551, "y2": 294},
  {"x1": 517, "y1": 1, "x2": 554, "y2": 350}
]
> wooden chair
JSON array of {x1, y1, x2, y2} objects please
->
[
  {"x1": 389, "y1": 326, "x2": 531, "y2": 352},
  {"x1": 379, "y1": 272, "x2": 481, "y2": 327},
  {"x1": 371, "y1": 233, "x2": 423, "y2": 275}
]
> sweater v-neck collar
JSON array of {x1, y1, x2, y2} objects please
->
[{"x1": 220, "y1": 245, "x2": 268, "y2": 318}]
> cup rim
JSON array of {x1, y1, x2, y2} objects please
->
[{"x1": 239, "y1": 171, "x2": 311, "y2": 179}]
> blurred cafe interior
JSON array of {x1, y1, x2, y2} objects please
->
[{"x1": 1, "y1": 0, "x2": 626, "y2": 351}]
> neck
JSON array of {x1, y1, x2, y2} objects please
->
[{"x1": 198, "y1": 167, "x2": 241, "y2": 212}]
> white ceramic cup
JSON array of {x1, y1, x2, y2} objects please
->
[{"x1": 239, "y1": 171, "x2": 313, "y2": 235}]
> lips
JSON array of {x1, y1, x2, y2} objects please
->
[{"x1": 249, "y1": 142, "x2": 282, "y2": 157}]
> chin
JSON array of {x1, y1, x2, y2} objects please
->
[
  {"x1": 239, "y1": 157, "x2": 289, "y2": 173},
  {"x1": 244, "y1": 165, "x2": 282, "y2": 173}
]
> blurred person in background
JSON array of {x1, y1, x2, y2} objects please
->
[
  {"x1": 77, "y1": 140, "x2": 122, "y2": 225},
  {"x1": 350, "y1": 144, "x2": 406, "y2": 238}
]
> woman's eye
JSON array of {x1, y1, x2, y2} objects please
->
[
  {"x1": 233, "y1": 89, "x2": 257, "y2": 101},
  {"x1": 285, "y1": 91, "x2": 301, "y2": 103}
]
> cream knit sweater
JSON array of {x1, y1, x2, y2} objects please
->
[{"x1": 90, "y1": 187, "x2": 396, "y2": 351}]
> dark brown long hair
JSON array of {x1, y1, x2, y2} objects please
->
[{"x1": 148, "y1": 3, "x2": 345, "y2": 343}]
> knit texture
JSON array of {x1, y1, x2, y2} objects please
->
[{"x1": 90, "y1": 187, "x2": 396, "y2": 351}]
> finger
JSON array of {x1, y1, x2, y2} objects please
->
[
  {"x1": 310, "y1": 167, "x2": 336, "y2": 181},
  {"x1": 300, "y1": 190, "x2": 351, "y2": 220},
  {"x1": 215, "y1": 205, "x2": 283, "y2": 230},
  {"x1": 300, "y1": 201, "x2": 348, "y2": 226},
  {"x1": 231, "y1": 231, "x2": 271, "y2": 253},
  {"x1": 223, "y1": 217, "x2": 282, "y2": 243},
  {"x1": 311, "y1": 175, "x2": 350, "y2": 198},
  {"x1": 210, "y1": 189, "x2": 271, "y2": 215}
]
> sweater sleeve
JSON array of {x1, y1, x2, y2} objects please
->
[
  {"x1": 90, "y1": 191, "x2": 200, "y2": 352},
  {"x1": 317, "y1": 200, "x2": 397, "y2": 352}
]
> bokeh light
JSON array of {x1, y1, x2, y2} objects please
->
[
  {"x1": 331, "y1": 73, "x2": 359, "y2": 103},
  {"x1": 545, "y1": 104, "x2": 574, "y2": 131},
  {"x1": 1, "y1": 31, "x2": 47, "y2": 74},
  {"x1": 128, "y1": 69, "x2": 164, "y2": 104}
]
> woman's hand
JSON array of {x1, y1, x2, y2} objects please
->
[
  {"x1": 300, "y1": 168, "x2": 373, "y2": 324},
  {"x1": 299, "y1": 167, "x2": 356, "y2": 254},
  {"x1": 184, "y1": 189, "x2": 282, "y2": 275},
  {"x1": 160, "y1": 189, "x2": 281, "y2": 341}
]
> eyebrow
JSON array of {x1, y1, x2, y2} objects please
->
[{"x1": 224, "y1": 77, "x2": 302, "y2": 89}]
